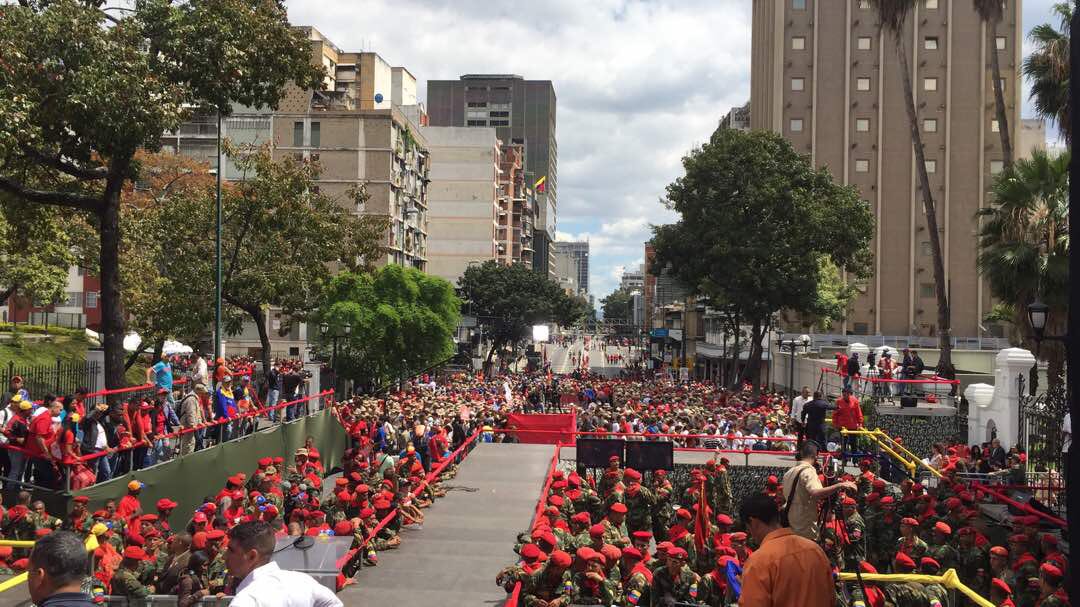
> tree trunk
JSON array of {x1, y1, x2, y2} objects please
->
[
  {"x1": 99, "y1": 185, "x2": 127, "y2": 406},
  {"x1": 248, "y1": 305, "x2": 273, "y2": 379},
  {"x1": 895, "y1": 34, "x2": 953, "y2": 368},
  {"x1": 987, "y1": 19, "x2": 1014, "y2": 169},
  {"x1": 729, "y1": 313, "x2": 742, "y2": 390},
  {"x1": 740, "y1": 318, "x2": 765, "y2": 392}
]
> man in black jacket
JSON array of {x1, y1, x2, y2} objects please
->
[{"x1": 800, "y1": 391, "x2": 835, "y2": 449}]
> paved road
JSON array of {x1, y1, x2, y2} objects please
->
[{"x1": 545, "y1": 340, "x2": 640, "y2": 378}]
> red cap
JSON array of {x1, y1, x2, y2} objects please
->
[
  {"x1": 570, "y1": 512, "x2": 590, "y2": 524},
  {"x1": 900, "y1": 517, "x2": 918, "y2": 526},
  {"x1": 934, "y1": 522, "x2": 952, "y2": 535},
  {"x1": 894, "y1": 552, "x2": 916, "y2": 570},
  {"x1": 550, "y1": 550, "x2": 572, "y2": 568},
  {"x1": 631, "y1": 530, "x2": 652, "y2": 541},
  {"x1": 1042, "y1": 533, "x2": 1059, "y2": 546},
  {"x1": 122, "y1": 546, "x2": 149, "y2": 561},
  {"x1": 589, "y1": 524, "x2": 605, "y2": 538},
  {"x1": 623, "y1": 468, "x2": 642, "y2": 482},
  {"x1": 333, "y1": 521, "x2": 353, "y2": 536},
  {"x1": 676, "y1": 508, "x2": 692, "y2": 521},
  {"x1": 205, "y1": 529, "x2": 226, "y2": 541},
  {"x1": 920, "y1": 556, "x2": 941, "y2": 570},
  {"x1": 860, "y1": 562, "x2": 878, "y2": 574},
  {"x1": 610, "y1": 502, "x2": 627, "y2": 514},
  {"x1": 668, "y1": 547, "x2": 688, "y2": 560},
  {"x1": 989, "y1": 546, "x2": 1009, "y2": 557},
  {"x1": 156, "y1": 498, "x2": 177, "y2": 510},
  {"x1": 1041, "y1": 563, "x2": 1064, "y2": 581},
  {"x1": 622, "y1": 546, "x2": 643, "y2": 560},
  {"x1": 716, "y1": 514, "x2": 734, "y2": 525},
  {"x1": 991, "y1": 578, "x2": 1012, "y2": 596},
  {"x1": 520, "y1": 544, "x2": 544, "y2": 561}
]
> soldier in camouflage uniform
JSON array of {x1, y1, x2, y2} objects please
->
[
  {"x1": 896, "y1": 517, "x2": 928, "y2": 561},
  {"x1": 1036, "y1": 563, "x2": 1069, "y2": 607},
  {"x1": 649, "y1": 470, "x2": 674, "y2": 542},
  {"x1": 496, "y1": 543, "x2": 548, "y2": 592},
  {"x1": 622, "y1": 469, "x2": 655, "y2": 534},
  {"x1": 598, "y1": 457, "x2": 623, "y2": 499},
  {"x1": 570, "y1": 550, "x2": 621, "y2": 605},
  {"x1": 918, "y1": 557, "x2": 951, "y2": 607},
  {"x1": 602, "y1": 503, "x2": 632, "y2": 549},
  {"x1": 618, "y1": 546, "x2": 653, "y2": 607},
  {"x1": 867, "y1": 496, "x2": 899, "y2": 569},
  {"x1": 888, "y1": 552, "x2": 931, "y2": 607},
  {"x1": 955, "y1": 526, "x2": 987, "y2": 585},
  {"x1": 521, "y1": 550, "x2": 574, "y2": 607},
  {"x1": 650, "y1": 547, "x2": 701, "y2": 606},
  {"x1": 841, "y1": 497, "x2": 866, "y2": 571},
  {"x1": 1007, "y1": 534, "x2": 1040, "y2": 607},
  {"x1": 713, "y1": 459, "x2": 733, "y2": 516},
  {"x1": 112, "y1": 547, "x2": 155, "y2": 598},
  {"x1": 926, "y1": 522, "x2": 958, "y2": 573}
]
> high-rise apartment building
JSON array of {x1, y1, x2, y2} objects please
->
[
  {"x1": 426, "y1": 75, "x2": 557, "y2": 276},
  {"x1": 553, "y1": 241, "x2": 590, "y2": 297},
  {"x1": 420, "y1": 126, "x2": 501, "y2": 284},
  {"x1": 619, "y1": 265, "x2": 646, "y2": 292},
  {"x1": 751, "y1": 0, "x2": 1022, "y2": 338},
  {"x1": 719, "y1": 101, "x2": 751, "y2": 132}
]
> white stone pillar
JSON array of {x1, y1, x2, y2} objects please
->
[{"x1": 975, "y1": 348, "x2": 1035, "y2": 447}]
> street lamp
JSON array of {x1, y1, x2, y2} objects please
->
[
  {"x1": 776, "y1": 331, "x2": 812, "y2": 401},
  {"x1": 320, "y1": 322, "x2": 352, "y2": 396},
  {"x1": 1025, "y1": 299, "x2": 1067, "y2": 395}
]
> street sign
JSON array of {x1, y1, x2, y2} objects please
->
[{"x1": 650, "y1": 328, "x2": 669, "y2": 338}]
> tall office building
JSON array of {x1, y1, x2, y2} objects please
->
[
  {"x1": 553, "y1": 241, "x2": 589, "y2": 296},
  {"x1": 751, "y1": 0, "x2": 1022, "y2": 338},
  {"x1": 426, "y1": 75, "x2": 557, "y2": 276}
]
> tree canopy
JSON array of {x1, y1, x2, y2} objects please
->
[
  {"x1": 601, "y1": 288, "x2": 635, "y2": 323},
  {"x1": 651, "y1": 128, "x2": 874, "y2": 385},
  {"x1": 0, "y1": 0, "x2": 322, "y2": 398},
  {"x1": 316, "y1": 266, "x2": 461, "y2": 392}
]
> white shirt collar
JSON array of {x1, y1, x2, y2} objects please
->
[{"x1": 236, "y1": 560, "x2": 279, "y2": 595}]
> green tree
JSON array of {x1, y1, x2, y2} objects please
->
[
  {"x1": 973, "y1": 0, "x2": 1013, "y2": 167},
  {"x1": 868, "y1": 0, "x2": 953, "y2": 369},
  {"x1": 0, "y1": 197, "x2": 91, "y2": 308},
  {"x1": 601, "y1": 288, "x2": 635, "y2": 322},
  {"x1": 316, "y1": 267, "x2": 461, "y2": 392},
  {"x1": 458, "y1": 261, "x2": 588, "y2": 363},
  {"x1": 1023, "y1": 2, "x2": 1072, "y2": 142},
  {"x1": 977, "y1": 148, "x2": 1069, "y2": 388},
  {"x1": 137, "y1": 147, "x2": 388, "y2": 377},
  {"x1": 0, "y1": 0, "x2": 322, "y2": 400},
  {"x1": 651, "y1": 128, "x2": 874, "y2": 387}
]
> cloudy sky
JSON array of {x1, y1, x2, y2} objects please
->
[{"x1": 284, "y1": 0, "x2": 1062, "y2": 306}]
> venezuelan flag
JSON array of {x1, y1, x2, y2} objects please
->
[{"x1": 534, "y1": 175, "x2": 546, "y2": 193}]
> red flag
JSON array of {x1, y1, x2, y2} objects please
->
[{"x1": 694, "y1": 478, "x2": 711, "y2": 555}]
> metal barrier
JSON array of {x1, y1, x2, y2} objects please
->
[
  {"x1": 98, "y1": 598, "x2": 232, "y2": 606},
  {"x1": 837, "y1": 569, "x2": 993, "y2": 607}
]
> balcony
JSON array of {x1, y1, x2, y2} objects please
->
[
  {"x1": 311, "y1": 89, "x2": 356, "y2": 111},
  {"x1": 177, "y1": 121, "x2": 219, "y2": 138}
]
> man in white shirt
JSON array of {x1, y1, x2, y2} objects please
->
[
  {"x1": 226, "y1": 521, "x2": 343, "y2": 607},
  {"x1": 790, "y1": 386, "x2": 811, "y2": 422}
]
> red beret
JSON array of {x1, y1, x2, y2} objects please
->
[
  {"x1": 1041, "y1": 563, "x2": 1064, "y2": 580},
  {"x1": 520, "y1": 543, "x2": 545, "y2": 561},
  {"x1": 551, "y1": 480, "x2": 568, "y2": 490},
  {"x1": 920, "y1": 557, "x2": 941, "y2": 570},
  {"x1": 333, "y1": 521, "x2": 353, "y2": 536},
  {"x1": 872, "y1": 479, "x2": 886, "y2": 489},
  {"x1": 72, "y1": 496, "x2": 90, "y2": 504},
  {"x1": 841, "y1": 497, "x2": 857, "y2": 506},
  {"x1": 192, "y1": 512, "x2": 207, "y2": 523},
  {"x1": 991, "y1": 578, "x2": 1012, "y2": 596},
  {"x1": 893, "y1": 552, "x2": 916, "y2": 570},
  {"x1": 1008, "y1": 534, "x2": 1028, "y2": 544},
  {"x1": 273, "y1": 456, "x2": 284, "y2": 464},
  {"x1": 359, "y1": 508, "x2": 375, "y2": 519},
  {"x1": 622, "y1": 546, "x2": 643, "y2": 560},
  {"x1": 866, "y1": 492, "x2": 881, "y2": 503},
  {"x1": 655, "y1": 541, "x2": 673, "y2": 554},
  {"x1": 716, "y1": 514, "x2": 734, "y2": 525},
  {"x1": 623, "y1": 468, "x2": 642, "y2": 482},
  {"x1": 335, "y1": 478, "x2": 349, "y2": 487},
  {"x1": 958, "y1": 527, "x2": 975, "y2": 536},
  {"x1": 373, "y1": 498, "x2": 392, "y2": 510},
  {"x1": 934, "y1": 522, "x2": 952, "y2": 535},
  {"x1": 571, "y1": 512, "x2": 591, "y2": 524},
  {"x1": 631, "y1": 530, "x2": 652, "y2": 541},
  {"x1": 125, "y1": 533, "x2": 145, "y2": 546},
  {"x1": 540, "y1": 531, "x2": 557, "y2": 547},
  {"x1": 860, "y1": 562, "x2": 878, "y2": 574},
  {"x1": 600, "y1": 545, "x2": 622, "y2": 565},
  {"x1": 766, "y1": 475, "x2": 778, "y2": 485},
  {"x1": 900, "y1": 517, "x2": 918, "y2": 526},
  {"x1": 156, "y1": 498, "x2": 177, "y2": 510},
  {"x1": 880, "y1": 496, "x2": 895, "y2": 505},
  {"x1": 258, "y1": 457, "x2": 272, "y2": 467},
  {"x1": 1042, "y1": 533, "x2": 1059, "y2": 546},
  {"x1": 989, "y1": 546, "x2": 1009, "y2": 557},
  {"x1": 675, "y1": 508, "x2": 692, "y2": 521},
  {"x1": 547, "y1": 495, "x2": 564, "y2": 507},
  {"x1": 589, "y1": 524, "x2": 606, "y2": 538},
  {"x1": 550, "y1": 550, "x2": 572, "y2": 568},
  {"x1": 730, "y1": 532, "x2": 747, "y2": 542},
  {"x1": 608, "y1": 455, "x2": 620, "y2": 463},
  {"x1": 610, "y1": 503, "x2": 627, "y2": 514},
  {"x1": 668, "y1": 547, "x2": 688, "y2": 560},
  {"x1": 205, "y1": 529, "x2": 226, "y2": 541},
  {"x1": 945, "y1": 497, "x2": 962, "y2": 510},
  {"x1": 123, "y1": 546, "x2": 150, "y2": 560}
]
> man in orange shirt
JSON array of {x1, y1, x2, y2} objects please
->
[{"x1": 738, "y1": 493, "x2": 835, "y2": 607}]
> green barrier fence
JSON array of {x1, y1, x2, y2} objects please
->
[{"x1": 71, "y1": 406, "x2": 349, "y2": 520}]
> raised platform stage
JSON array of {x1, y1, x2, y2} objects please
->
[{"x1": 341, "y1": 442, "x2": 554, "y2": 606}]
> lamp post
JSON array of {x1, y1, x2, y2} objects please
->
[
  {"x1": 1025, "y1": 299, "x2": 1067, "y2": 396},
  {"x1": 214, "y1": 110, "x2": 223, "y2": 361},
  {"x1": 776, "y1": 331, "x2": 812, "y2": 402},
  {"x1": 319, "y1": 322, "x2": 352, "y2": 396}
]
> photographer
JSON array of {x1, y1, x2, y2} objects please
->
[{"x1": 781, "y1": 442, "x2": 856, "y2": 541}]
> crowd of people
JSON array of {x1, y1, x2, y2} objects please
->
[{"x1": 0, "y1": 354, "x2": 316, "y2": 490}]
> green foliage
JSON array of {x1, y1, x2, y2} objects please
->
[
  {"x1": 652, "y1": 129, "x2": 874, "y2": 324},
  {"x1": 316, "y1": 267, "x2": 461, "y2": 389},
  {"x1": 458, "y1": 261, "x2": 588, "y2": 353},
  {"x1": 601, "y1": 288, "x2": 635, "y2": 322},
  {"x1": 0, "y1": 196, "x2": 91, "y2": 305},
  {"x1": 127, "y1": 147, "x2": 389, "y2": 371},
  {"x1": 1022, "y1": 2, "x2": 1072, "y2": 142}
]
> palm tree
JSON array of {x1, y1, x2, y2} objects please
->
[
  {"x1": 1023, "y1": 2, "x2": 1072, "y2": 143},
  {"x1": 973, "y1": 0, "x2": 1013, "y2": 167},
  {"x1": 976, "y1": 149, "x2": 1070, "y2": 388},
  {"x1": 870, "y1": 0, "x2": 952, "y2": 368}
]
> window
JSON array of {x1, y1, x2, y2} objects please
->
[
  {"x1": 924, "y1": 118, "x2": 938, "y2": 132},
  {"x1": 920, "y1": 241, "x2": 933, "y2": 256},
  {"x1": 489, "y1": 120, "x2": 510, "y2": 126},
  {"x1": 925, "y1": 0, "x2": 938, "y2": 8},
  {"x1": 792, "y1": 36, "x2": 806, "y2": 50},
  {"x1": 467, "y1": 101, "x2": 487, "y2": 108},
  {"x1": 924, "y1": 77, "x2": 938, "y2": 91},
  {"x1": 924, "y1": 37, "x2": 939, "y2": 50},
  {"x1": 996, "y1": 36, "x2": 1007, "y2": 50},
  {"x1": 920, "y1": 283, "x2": 936, "y2": 298},
  {"x1": 856, "y1": 118, "x2": 870, "y2": 132},
  {"x1": 856, "y1": 77, "x2": 871, "y2": 91},
  {"x1": 790, "y1": 118, "x2": 804, "y2": 132},
  {"x1": 791, "y1": 77, "x2": 805, "y2": 91},
  {"x1": 990, "y1": 160, "x2": 1004, "y2": 174},
  {"x1": 857, "y1": 36, "x2": 872, "y2": 50},
  {"x1": 85, "y1": 291, "x2": 98, "y2": 309},
  {"x1": 991, "y1": 120, "x2": 1000, "y2": 132},
  {"x1": 925, "y1": 159, "x2": 937, "y2": 173},
  {"x1": 467, "y1": 120, "x2": 486, "y2": 126},
  {"x1": 310, "y1": 122, "x2": 320, "y2": 148},
  {"x1": 853, "y1": 322, "x2": 870, "y2": 334},
  {"x1": 62, "y1": 292, "x2": 82, "y2": 308},
  {"x1": 792, "y1": 0, "x2": 806, "y2": 9},
  {"x1": 859, "y1": 0, "x2": 871, "y2": 8},
  {"x1": 292, "y1": 121, "x2": 303, "y2": 147},
  {"x1": 855, "y1": 159, "x2": 870, "y2": 172},
  {"x1": 489, "y1": 111, "x2": 510, "y2": 118},
  {"x1": 467, "y1": 110, "x2": 487, "y2": 119}
]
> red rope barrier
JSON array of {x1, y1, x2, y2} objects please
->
[
  {"x1": 971, "y1": 482, "x2": 1068, "y2": 529},
  {"x1": 496, "y1": 428, "x2": 798, "y2": 443},
  {"x1": 819, "y1": 367, "x2": 959, "y2": 386}
]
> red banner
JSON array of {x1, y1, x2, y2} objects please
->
[{"x1": 505, "y1": 413, "x2": 577, "y2": 444}]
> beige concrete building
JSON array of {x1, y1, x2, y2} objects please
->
[
  {"x1": 751, "y1": 0, "x2": 1022, "y2": 339},
  {"x1": 421, "y1": 126, "x2": 501, "y2": 283},
  {"x1": 274, "y1": 27, "x2": 430, "y2": 269}
]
